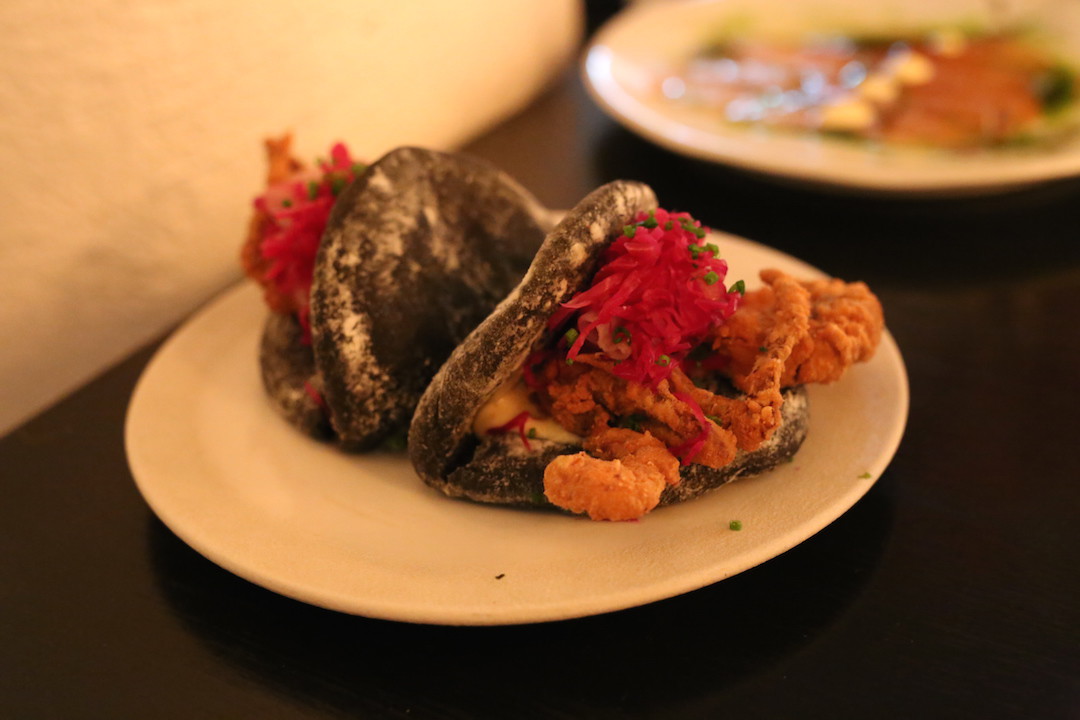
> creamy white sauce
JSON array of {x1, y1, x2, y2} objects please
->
[
  {"x1": 858, "y1": 74, "x2": 900, "y2": 104},
  {"x1": 819, "y1": 49, "x2": 936, "y2": 131},
  {"x1": 819, "y1": 97, "x2": 877, "y2": 131},
  {"x1": 928, "y1": 29, "x2": 968, "y2": 58},
  {"x1": 472, "y1": 374, "x2": 581, "y2": 445},
  {"x1": 886, "y1": 49, "x2": 935, "y2": 86}
]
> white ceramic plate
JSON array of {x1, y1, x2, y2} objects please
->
[
  {"x1": 125, "y1": 235, "x2": 908, "y2": 625},
  {"x1": 583, "y1": 0, "x2": 1080, "y2": 193}
]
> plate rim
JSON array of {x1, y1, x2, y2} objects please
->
[{"x1": 581, "y1": 0, "x2": 1080, "y2": 193}]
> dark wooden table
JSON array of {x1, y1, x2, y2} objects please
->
[{"x1": 4, "y1": 25, "x2": 1079, "y2": 720}]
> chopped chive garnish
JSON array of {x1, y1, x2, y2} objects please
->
[
  {"x1": 331, "y1": 176, "x2": 347, "y2": 196},
  {"x1": 680, "y1": 217, "x2": 706, "y2": 238},
  {"x1": 758, "y1": 345, "x2": 767, "y2": 353},
  {"x1": 705, "y1": 243, "x2": 719, "y2": 256},
  {"x1": 351, "y1": 162, "x2": 367, "y2": 175},
  {"x1": 643, "y1": 211, "x2": 658, "y2": 229},
  {"x1": 281, "y1": 198, "x2": 293, "y2": 208},
  {"x1": 706, "y1": 414, "x2": 722, "y2": 425},
  {"x1": 307, "y1": 181, "x2": 320, "y2": 200},
  {"x1": 704, "y1": 271, "x2": 719, "y2": 285},
  {"x1": 566, "y1": 357, "x2": 574, "y2": 366},
  {"x1": 656, "y1": 354, "x2": 671, "y2": 366},
  {"x1": 527, "y1": 428, "x2": 538, "y2": 439},
  {"x1": 731, "y1": 279, "x2": 746, "y2": 295},
  {"x1": 664, "y1": 221, "x2": 673, "y2": 230},
  {"x1": 729, "y1": 520, "x2": 743, "y2": 531},
  {"x1": 623, "y1": 224, "x2": 635, "y2": 238},
  {"x1": 564, "y1": 327, "x2": 579, "y2": 344},
  {"x1": 613, "y1": 327, "x2": 630, "y2": 344},
  {"x1": 858, "y1": 471, "x2": 873, "y2": 479}
]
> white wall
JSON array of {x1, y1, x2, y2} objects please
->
[{"x1": 0, "y1": 0, "x2": 583, "y2": 435}]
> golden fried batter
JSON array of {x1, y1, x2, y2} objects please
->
[
  {"x1": 534, "y1": 269, "x2": 883, "y2": 520},
  {"x1": 713, "y1": 269, "x2": 883, "y2": 390},
  {"x1": 535, "y1": 356, "x2": 740, "y2": 468},
  {"x1": 544, "y1": 429, "x2": 680, "y2": 521}
]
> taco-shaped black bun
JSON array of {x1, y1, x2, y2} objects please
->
[
  {"x1": 408, "y1": 180, "x2": 654, "y2": 494},
  {"x1": 299, "y1": 147, "x2": 553, "y2": 449},
  {"x1": 409, "y1": 180, "x2": 810, "y2": 512},
  {"x1": 258, "y1": 311, "x2": 331, "y2": 439}
]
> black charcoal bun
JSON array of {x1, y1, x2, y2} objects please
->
[
  {"x1": 409, "y1": 179, "x2": 810, "y2": 511},
  {"x1": 408, "y1": 180, "x2": 655, "y2": 492},
  {"x1": 298, "y1": 146, "x2": 553, "y2": 449},
  {"x1": 258, "y1": 312, "x2": 332, "y2": 439}
]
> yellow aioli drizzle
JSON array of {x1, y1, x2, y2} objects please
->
[{"x1": 472, "y1": 374, "x2": 581, "y2": 445}]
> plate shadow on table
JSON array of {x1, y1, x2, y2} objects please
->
[{"x1": 147, "y1": 473, "x2": 896, "y2": 717}]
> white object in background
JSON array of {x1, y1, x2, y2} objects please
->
[
  {"x1": 583, "y1": 0, "x2": 1080, "y2": 192},
  {"x1": 0, "y1": 0, "x2": 583, "y2": 437}
]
